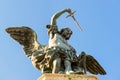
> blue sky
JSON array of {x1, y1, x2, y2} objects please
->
[{"x1": 0, "y1": 0, "x2": 120, "y2": 80}]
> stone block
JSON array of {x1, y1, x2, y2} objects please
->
[{"x1": 38, "y1": 73, "x2": 99, "y2": 80}]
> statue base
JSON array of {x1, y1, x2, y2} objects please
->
[{"x1": 38, "y1": 73, "x2": 99, "y2": 80}]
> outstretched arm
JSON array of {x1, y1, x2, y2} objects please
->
[
  {"x1": 46, "y1": 8, "x2": 72, "y2": 38},
  {"x1": 50, "y1": 8, "x2": 72, "y2": 27}
]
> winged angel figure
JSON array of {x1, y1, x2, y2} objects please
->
[{"x1": 6, "y1": 8, "x2": 106, "y2": 75}]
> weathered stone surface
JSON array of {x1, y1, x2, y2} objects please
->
[{"x1": 38, "y1": 73, "x2": 99, "y2": 80}]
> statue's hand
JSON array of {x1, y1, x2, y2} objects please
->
[
  {"x1": 65, "y1": 8, "x2": 76, "y2": 18},
  {"x1": 66, "y1": 8, "x2": 72, "y2": 14}
]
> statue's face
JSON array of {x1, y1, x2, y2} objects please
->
[{"x1": 62, "y1": 28, "x2": 72, "y2": 40}]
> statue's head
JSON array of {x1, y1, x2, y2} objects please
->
[{"x1": 60, "y1": 28, "x2": 72, "y2": 40}]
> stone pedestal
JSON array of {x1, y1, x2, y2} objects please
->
[{"x1": 38, "y1": 73, "x2": 99, "y2": 80}]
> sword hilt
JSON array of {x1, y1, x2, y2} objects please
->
[
  {"x1": 66, "y1": 9, "x2": 83, "y2": 32},
  {"x1": 66, "y1": 11, "x2": 76, "y2": 18}
]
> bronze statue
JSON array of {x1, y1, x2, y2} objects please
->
[{"x1": 6, "y1": 8, "x2": 106, "y2": 75}]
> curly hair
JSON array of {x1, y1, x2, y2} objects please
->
[{"x1": 59, "y1": 28, "x2": 73, "y2": 40}]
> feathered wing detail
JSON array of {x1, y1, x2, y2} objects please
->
[
  {"x1": 78, "y1": 52, "x2": 106, "y2": 75},
  {"x1": 6, "y1": 26, "x2": 42, "y2": 58},
  {"x1": 86, "y1": 55, "x2": 106, "y2": 75}
]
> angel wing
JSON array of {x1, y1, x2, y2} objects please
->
[
  {"x1": 6, "y1": 26, "x2": 43, "y2": 59},
  {"x1": 78, "y1": 52, "x2": 106, "y2": 75}
]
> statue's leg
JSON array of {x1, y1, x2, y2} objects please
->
[
  {"x1": 52, "y1": 58, "x2": 61, "y2": 74},
  {"x1": 64, "y1": 60, "x2": 74, "y2": 74}
]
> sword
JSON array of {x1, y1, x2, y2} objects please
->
[{"x1": 66, "y1": 11, "x2": 83, "y2": 32}]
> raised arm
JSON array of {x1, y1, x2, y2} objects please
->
[
  {"x1": 46, "y1": 8, "x2": 72, "y2": 38},
  {"x1": 50, "y1": 8, "x2": 72, "y2": 26}
]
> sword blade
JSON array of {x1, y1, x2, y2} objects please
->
[{"x1": 72, "y1": 16, "x2": 83, "y2": 32}]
